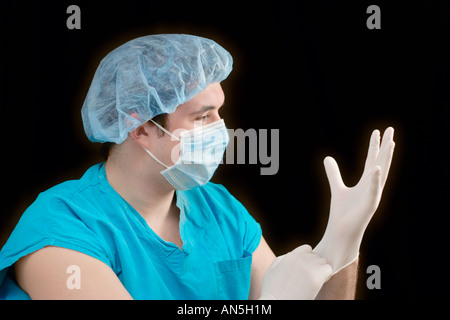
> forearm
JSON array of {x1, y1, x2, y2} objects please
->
[
  {"x1": 313, "y1": 230, "x2": 360, "y2": 299},
  {"x1": 315, "y1": 257, "x2": 358, "y2": 300}
]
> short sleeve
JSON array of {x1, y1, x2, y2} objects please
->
[{"x1": 0, "y1": 191, "x2": 114, "y2": 277}]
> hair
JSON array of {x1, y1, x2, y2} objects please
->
[{"x1": 101, "y1": 113, "x2": 169, "y2": 160}]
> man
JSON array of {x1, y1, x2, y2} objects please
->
[{"x1": 0, "y1": 34, "x2": 395, "y2": 299}]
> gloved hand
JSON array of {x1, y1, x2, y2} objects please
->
[
  {"x1": 313, "y1": 127, "x2": 395, "y2": 274},
  {"x1": 259, "y1": 245, "x2": 333, "y2": 300}
]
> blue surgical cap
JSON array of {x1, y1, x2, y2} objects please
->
[{"x1": 81, "y1": 34, "x2": 233, "y2": 144}]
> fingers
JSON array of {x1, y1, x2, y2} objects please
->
[
  {"x1": 290, "y1": 245, "x2": 334, "y2": 285},
  {"x1": 363, "y1": 129, "x2": 381, "y2": 176},
  {"x1": 325, "y1": 127, "x2": 395, "y2": 191},
  {"x1": 376, "y1": 127, "x2": 395, "y2": 187},
  {"x1": 304, "y1": 252, "x2": 333, "y2": 283},
  {"x1": 271, "y1": 245, "x2": 313, "y2": 270},
  {"x1": 369, "y1": 165, "x2": 382, "y2": 207},
  {"x1": 291, "y1": 245, "x2": 330, "y2": 267},
  {"x1": 362, "y1": 127, "x2": 395, "y2": 187},
  {"x1": 292, "y1": 244, "x2": 312, "y2": 254},
  {"x1": 323, "y1": 156, "x2": 346, "y2": 192},
  {"x1": 319, "y1": 262, "x2": 333, "y2": 282}
]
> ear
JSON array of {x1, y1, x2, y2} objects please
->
[
  {"x1": 129, "y1": 122, "x2": 155, "y2": 148},
  {"x1": 127, "y1": 112, "x2": 158, "y2": 147}
]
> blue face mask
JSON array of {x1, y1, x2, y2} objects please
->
[{"x1": 143, "y1": 119, "x2": 229, "y2": 191}]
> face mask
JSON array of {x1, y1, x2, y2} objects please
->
[{"x1": 142, "y1": 119, "x2": 229, "y2": 191}]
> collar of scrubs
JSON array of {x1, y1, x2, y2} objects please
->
[{"x1": 97, "y1": 163, "x2": 208, "y2": 258}]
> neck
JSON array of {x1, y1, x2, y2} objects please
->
[{"x1": 104, "y1": 142, "x2": 176, "y2": 221}]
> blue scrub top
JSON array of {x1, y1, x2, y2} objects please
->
[{"x1": 0, "y1": 163, "x2": 261, "y2": 299}]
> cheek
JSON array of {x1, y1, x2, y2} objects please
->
[
  {"x1": 168, "y1": 140, "x2": 181, "y2": 165},
  {"x1": 159, "y1": 137, "x2": 181, "y2": 166},
  {"x1": 166, "y1": 113, "x2": 192, "y2": 132}
]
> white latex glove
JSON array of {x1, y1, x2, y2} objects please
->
[
  {"x1": 313, "y1": 127, "x2": 395, "y2": 274},
  {"x1": 260, "y1": 245, "x2": 333, "y2": 300}
]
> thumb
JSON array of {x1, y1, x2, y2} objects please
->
[{"x1": 323, "y1": 156, "x2": 346, "y2": 192}]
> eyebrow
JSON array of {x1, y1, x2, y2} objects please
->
[{"x1": 189, "y1": 103, "x2": 224, "y2": 115}]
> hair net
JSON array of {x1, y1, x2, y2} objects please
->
[{"x1": 81, "y1": 34, "x2": 233, "y2": 144}]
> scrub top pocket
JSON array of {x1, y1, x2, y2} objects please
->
[{"x1": 214, "y1": 250, "x2": 253, "y2": 299}]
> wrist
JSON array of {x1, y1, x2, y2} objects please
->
[{"x1": 313, "y1": 226, "x2": 362, "y2": 274}]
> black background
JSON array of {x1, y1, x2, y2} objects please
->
[{"x1": 1, "y1": 0, "x2": 449, "y2": 299}]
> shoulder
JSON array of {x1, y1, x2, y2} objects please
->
[
  {"x1": 14, "y1": 164, "x2": 107, "y2": 232},
  {"x1": 0, "y1": 164, "x2": 114, "y2": 271},
  {"x1": 27, "y1": 163, "x2": 108, "y2": 215},
  {"x1": 14, "y1": 163, "x2": 100, "y2": 218},
  {"x1": 37, "y1": 163, "x2": 104, "y2": 201}
]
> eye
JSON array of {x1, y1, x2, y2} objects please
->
[{"x1": 196, "y1": 114, "x2": 209, "y2": 122}]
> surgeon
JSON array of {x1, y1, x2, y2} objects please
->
[{"x1": 0, "y1": 34, "x2": 395, "y2": 299}]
